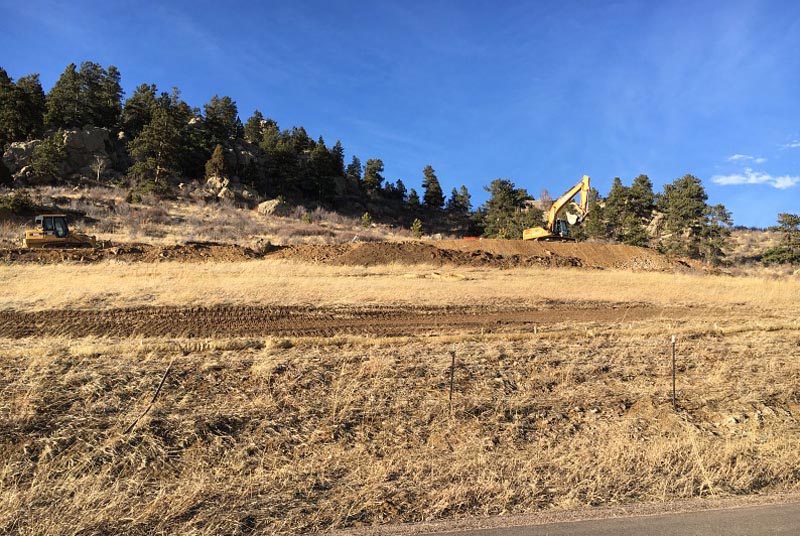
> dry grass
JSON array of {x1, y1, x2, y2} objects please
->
[
  {"x1": 1, "y1": 248, "x2": 799, "y2": 534},
  {"x1": 0, "y1": 186, "x2": 403, "y2": 246},
  {"x1": 2, "y1": 312, "x2": 800, "y2": 534},
  {"x1": 1, "y1": 259, "x2": 799, "y2": 313}
]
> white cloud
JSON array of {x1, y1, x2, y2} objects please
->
[
  {"x1": 712, "y1": 168, "x2": 799, "y2": 189},
  {"x1": 782, "y1": 140, "x2": 800, "y2": 149},
  {"x1": 727, "y1": 153, "x2": 766, "y2": 164}
]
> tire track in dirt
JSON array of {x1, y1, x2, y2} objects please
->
[{"x1": 0, "y1": 304, "x2": 694, "y2": 339}]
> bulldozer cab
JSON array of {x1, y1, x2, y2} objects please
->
[{"x1": 35, "y1": 215, "x2": 70, "y2": 238}]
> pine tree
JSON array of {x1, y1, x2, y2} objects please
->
[
  {"x1": 603, "y1": 177, "x2": 629, "y2": 241},
  {"x1": 14, "y1": 74, "x2": 46, "y2": 140},
  {"x1": 446, "y1": 185, "x2": 471, "y2": 213},
  {"x1": 629, "y1": 174, "x2": 655, "y2": 220},
  {"x1": 422, "y1": 164, "x2": 444, "y2": 209},
  {"x1": 243, "y1": 110, "x2": 265, "y2": 144},
  {"x1": 345, "y1": 156, "x2": 362, "y2": 185},
  {"x1": 205, "y1": 144, "x2": 227, "y2": 179},
  {"x1": 45, "y1": 63, "x2": 82, "y2": 128},
  {"x1": 127, "y1": 89, "x2": 189, "y2": 192},
  {"x1": 122, "y1": 83, "x2": 157, "y2": 139},
  {"x1": 762, "y1": 213, "x2": 800, "y2": 264},
  {"x1": 204, "y1": 95, "x2": 239, "y2": 146},
  {"x1": 481, "y1": 179, "x2": 542, "y2": 239},
  {"x1": 363, "y1": 158, "x2": 384, "y2": 192},
  {"x1": 30, "y1": 130, "x2": 66, "y2": 179},
  {"x1": 657, "y1": 174, "x2": 711, "y2": 258},
  {"x1": 0, "y1": 68, "x2": 20, "y2": 148},
  {"x1": 698, "y1": 204, "x2": 732, "y2": 265},
  {"x1": 98, "y1": 65, "x2": 123, "y2": 129},
  {"x1": 411, "y1": 218, "x2": 424, "y2": 238},
  {"x1": 331, "y1": 140, "x2": 345, "y2": 177},
  {"x1": 407, "y1": 188, "x2": 421, "y2": 209}
]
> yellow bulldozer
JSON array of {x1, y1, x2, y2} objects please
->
[
  {"x1": 22, "y1": 214, "x2": 97, "y2": 248},
  {"x1": 523, "y1": 175, "x2": 591, "y2": 240}
]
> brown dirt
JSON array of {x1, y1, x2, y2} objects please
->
[
  {"x1": 0, "y1": 239, "x2": 691, "y2": 271},
  {"x1": 0, "y1": 302, "x2": 695, "y2": 339},
  {"x1": 436, "y1": 239, "x2": 688, "y2": 270},
  {"x1": 0, "y1": 241, "x2": 261, "y2": 264}
]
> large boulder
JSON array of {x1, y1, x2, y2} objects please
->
[
  {"x1": 61, "y1": 127, "x2": 111, "y2": 177},
  {"x1": 257, "y1": 198, "x2": 289, "y2": 217},
  {"x1": 2, "y1": 140, "x2": 39, "y2": 174}
]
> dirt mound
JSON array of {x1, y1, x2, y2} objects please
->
[
  {"x1": 0, "y1": 239, "x2": 687, "y2": 271},
  {"x1": 272, "y1": 241, "x2": 582, "y2": 268},
  {"x1": 0, "y1": 242, "x2": 259, "y2": 264},
  {"x1": 436, "y1": 239, "x2": 685, "y2": 270}
]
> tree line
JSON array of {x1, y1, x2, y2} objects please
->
[{"x1": 3, "y1": 61, "x2": 794, "y2": 265}]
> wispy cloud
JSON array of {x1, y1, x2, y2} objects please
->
[
  {"x1": 782, "y1": 140, "x2": 800, "y2": 149},
  {"x1": 712, "y1": 168, "x2": 799, "y2": 189},
  {"x1": 728, "y1": 154, "x2": 766, "y2": 164}
]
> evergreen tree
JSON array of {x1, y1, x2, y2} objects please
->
[
  {"x1": 603, "y1": 177, "x2": 629, "y2": 240},
  {"x1": 481, "y1": 179, "x2": 542, "y2": 239},
  {"x1": 345, "y1": 156, "x2": 362, "y2": 185},
  {"x1": 446, "y1": 185, "x2": 471, "y2": 213},
  {"x1": 15, "y1": 74, "x2": 46, "y2": 140},
  {"x1": 45, "y1": 63, "x2": 82, "y2": 128},
  {"x1": 98, "y1": 65, "x2": 123, "y2": 128},
  {"x1": 363, "y1": 158, "x2": 384, "y2": 192},
  {"x1": 762, "y1": 213, "x2": 800, "y2": 264},
  {"x1": 30, "y1": 130, "x2": 66, "y2": 179},
  {"x1": 122, "y1": 83, "x2": 157, "y2": 139},
  {"x1": 698, "y1": 204, "x2": 732, "y2": 265},
  {"x1": 422, "y1": 164, "x2": 444, "y2": 209},
  {"x1": 205, "y1": 144, "x2": 227, "y2": 179},
  {"x1": 331, "y1": 140, "x2": 345, "y2": 177},
  {"x1": 309, "y1": 137, "x2": 336, "y2": 203},
  {"x1": 127, "y1": 89, "x2": 190, "y2": 191},
  {"x1": 407, "y1": 188, "x2": 421, "y2": 209},
  {"x1": 656, "y1": 174, "x2": 711, "y2": 258},
  {"x1": 0, "y1": 68, "x2": 21, "y2": 148},
  {"x1": 243, "y1": 110, "x2": 265, "y2": 144},
  {"x1": 204, "y1": 95, "x2": 239, "y2": 146},
  {"x1": 629, "y1": 174, "x2": 655, "y2": 220},
  {"x1": 77, "y1": 61, "x2": 106, "y2": 126}
]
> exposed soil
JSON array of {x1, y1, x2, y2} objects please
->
[
  {"x1": 0, "y1": 302, "x2": 695, "y2": 339},
  {"x1": 0, "y1": 239, "x2": 692, "y2": 271}
]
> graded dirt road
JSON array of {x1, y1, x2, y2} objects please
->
[{"x1": 0, "y1": 303, "x2": 695, "y2": 339}]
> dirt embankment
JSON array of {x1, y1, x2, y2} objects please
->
[{"x1": 0, "y1": 239, "x2": 690, "y2": 270}]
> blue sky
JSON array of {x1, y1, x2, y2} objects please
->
[{"x1": 2, "y1": 0, "x2": 799, "y2": 227}]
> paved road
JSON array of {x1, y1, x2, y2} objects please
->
[{"x1": 425, "y1": 503, "x2": 800, "y2": 536}]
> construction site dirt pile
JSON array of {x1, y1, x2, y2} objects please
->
[
  {"x1": 271, "y1": 242, "x2": 581, "y2": 268},
  {"x1": 0, "y1": 239, "x2": 688, "y2": 270}
]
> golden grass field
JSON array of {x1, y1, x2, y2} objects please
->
[{"x1": 1, "y1": 259, "x2": 800, "y2": 534}]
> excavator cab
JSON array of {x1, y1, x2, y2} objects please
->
[
  {"x1": 552, "y1": 219, "x2": 570, "y2": 238},
  {"x1": 23, "y1": 214, "x2": 97, "y2": 248}
]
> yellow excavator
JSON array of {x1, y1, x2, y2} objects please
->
[
  {"x1": 22, "y1": 214, "x2": 97, "y2": 248},
  {"x1": 523, "y1": 175, "x2": 591, "y2": 240}
]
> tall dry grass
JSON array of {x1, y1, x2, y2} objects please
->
[{"x1": 2, "y1": 315, "x2": 800, "y2": 534}]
